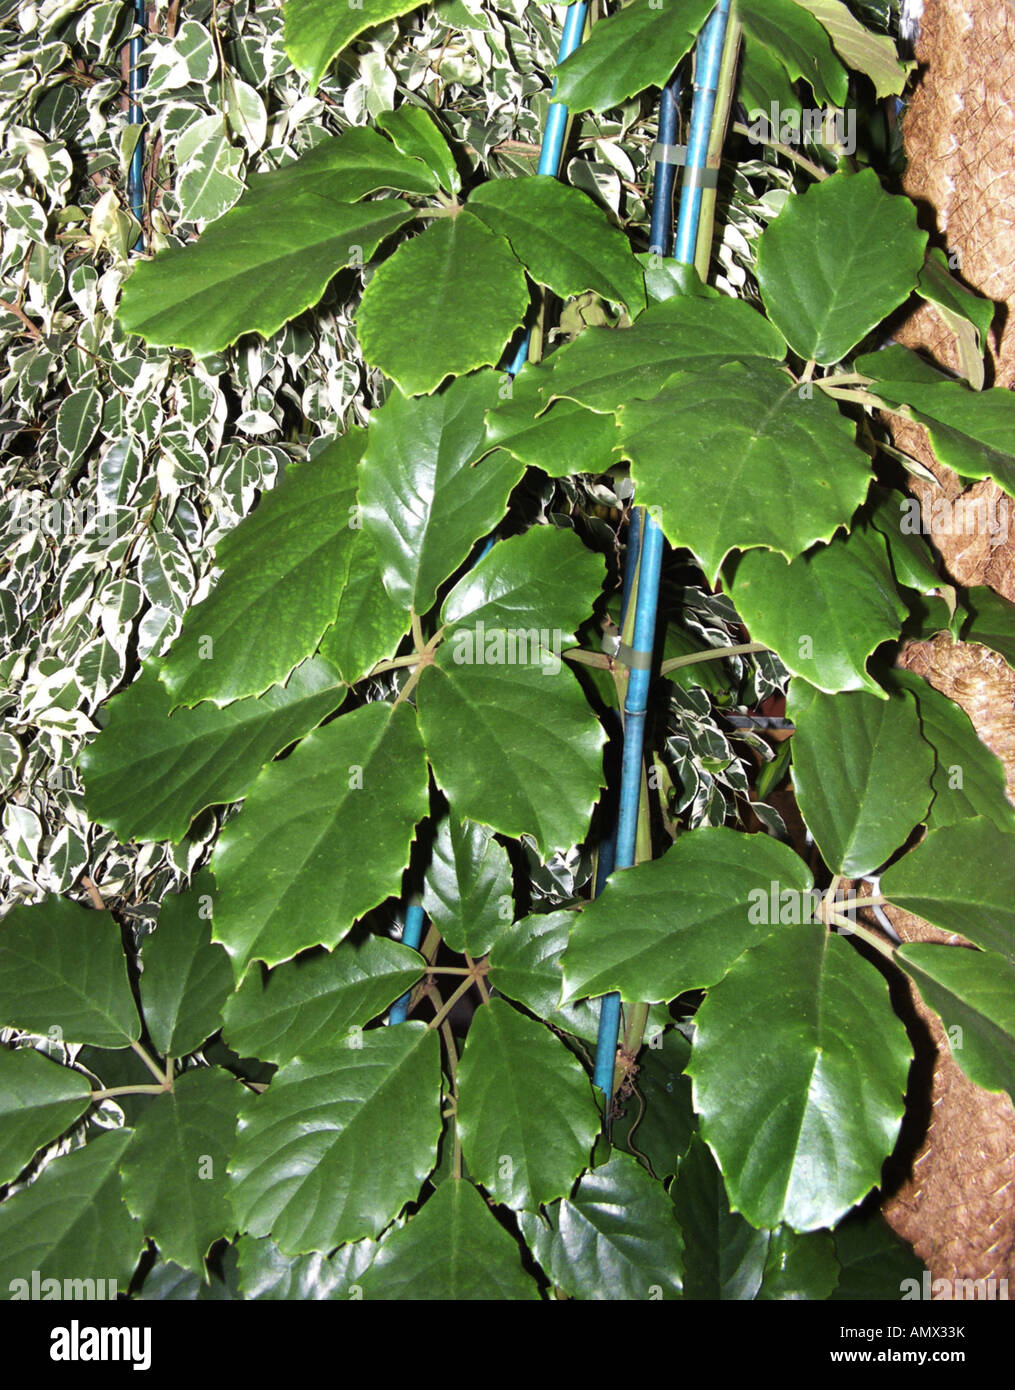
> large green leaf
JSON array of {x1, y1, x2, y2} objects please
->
[
  {"x1": 237, "y1": 126, "x2": 439, "y2": 207},
  {"x1": 670, "y1": 1134, "x2": 770, "y2": 1300},
  {"x1": 221, "y1": 935, "x2": 424, "y2": 1065},
  {"x1": 284, "y1": 0, "x2": 430, "y2": 90},
  {"x1": 119, "y1": 197, "x2": 414, "y2": 356},
  {"x1": 880, "y1": 818, "x2": 1015, "y2": 963},
  {"x1": 356, "y1": 214, "x2": 529, "y2": 395},
  {"x1": 687, "y1": 925, "x2": 911, "y2": 1231},
  {"x1": 855, "y1": 346, "x2": 1015, "y2": 495},
  {"x1": 914, "y1": 248, "x2": 994, "y2": 388},
  {"x1": 543, "y1": 294, "x2": 786, "y2": 414},
  {"x1": 229, "y1": 1022, "x2": 442, "y2": 1253},
  {"x1": 0, "y1": 1046, "x2": 92, "y2": 1187},
  {"x1": 756, "y1": 170, "x2": 926, "y2": 365},
  {"x1": 560, "y1": 827, "x2": 813, "y2": 1006},
  {"x1": 456, "y1": 998, "x2": 599, "y2": 1211},
  {"x1": 758, "y1": 1223, "x2": 839, "y2": 1301},
  {"x1": 551, "y1": 0, "x2": 714, "y2": 115},
  {"x1": 0, "y1": 898, "x2": 139, "y2": 1048},
  {"x1": 441, "y1": 525, "x2": 606, "y2": 639},
  {"x1": 488, "y1": 909, "x2": 617, "y2": 1045},
  {"x1": 620, "y1": 361, "x2": 872, "y2": 582},
  {"x1": 417, "y1": 648, "x2": 606, "y2": 857},
  {"x1": 727, "y1": 523, "x2": 906, "y2": 696},
  {"x1": 317, "y1": 532, "x2": 409, "y2": 686},
  {"x1": 120, "y1": 1068, "x2": 241, "y2": 1273},
  {"x1": 896, "y1": 944, "x2": 1015, "y2": 1101},
  {"x1": 483, "y1": 364, "x2": 622, "y2": 477},
  {"x1": 236, "y1": 1234, "x2": 378, "y2": 1299},
  {"x1": 0, "y1": 1130, "x2": 143, "y2": 1295},
  {"x1": 81, "y1": 656, "x2": 347, "y2": 843},
  {"x1": 160, "y1": 433, "x2": 363, "y2": 707},
  {"x1": 787, "y1": 683, "x2": 934, "y2": 877},
  {"x1": 831, "y1": 1210, "x2": 925, "y2": 1300},
  {"x1": 357, "y1": 372, "x2": 523, "y2": 613},
  {"x1": 792, "y1": 0, "x2": 911, "y2": 97},
  {"x1": 422, "y1": 816, "x2": 514, "y2": 958},
  {"x1": 210, "y1": 701, "x2": 429, "y2": 981},
  {"x1": 140, "y1": 873, "x2": 233, "y2": 1059},
  {"x1": 738, "y1": 0, "x2": 848, "y2": 106},
  {"x1": 377, "y1": 105, "x2": 460, "y2": 195},
  {"x1": 467, "y1": 176, "x2": 645, "y2": 312},
  {"x1": 886, "y1": 669, "x2": 1015, "y2": 831},
  {"x1": 519, "y1": 1152, "x2": 683, "y2": 1299},
  {"x1": 359, "y1": 1178, "x2": 539, "y2": 1299}
]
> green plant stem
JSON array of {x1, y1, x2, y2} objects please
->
[
  {"x1": 91, "y1": 1083, "x2": 167, "y2": 1100},
  {"x1": 730, "y1": 122, "x2": 829, "y2": 181},
  {"x1": 130, "y1": 1040, "x2": 168, "y2": 1086},
  {"x1": 427, "y1": 974, "x2": 476, "y2": 1031},
  {"x1": 694, "y1": 16, "x2": 742, "y2": 282},
  {"x1": 831, "y1": 916, "x2": 896, "y2": 960},
  {"x1": 660, "y1": 640, "x2": 769, "y2": 675}
]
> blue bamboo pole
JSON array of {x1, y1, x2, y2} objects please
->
[
  {"x1": 128, "y1": 0, "x2": 146, "y2": 250},
  {"x1": 592, "y1": 0, "x2": 733, "y2": 1101}
]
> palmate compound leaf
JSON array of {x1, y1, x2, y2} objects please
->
[
  {"x1": 0, "y1": 1131, "x2": 144, "y2": 1295},
  {"x1": 756, "y1": 169, "x2": 926, "y2": 366},
  {"x1": 358, "y1": 1178, "x2": 539, "y2": 1300},
  {"x1": 421, "y1": 816, "x2": 514, "y2": 959},
  {"x1": 737, "y1": 0, "x2": 848, "y2": 107},
  {"x1": 896, "y1": 944, "x2": 1015, "y2": 1101},
  {"x1": 786, "y1": 682, "x2": 935, "y2": 877},
  {"x1": 118, "y1": 196, "x2": 415, "y2": 357},
  {"x1": 0, "y1": 1046, "x2": 92, "y2": 1188},
  {"x1": 160, "y1": 432, "x2": 363, "y2": 708},
  {"x1": 0, "y1": 897, "x2": 139, "y2": 1048},
  {"x1": 210, "y1": 701, "x2": 429, "y2": 982},
  {"x1": 221, "y1": 934, "x2": 425, "y2": 1065},
  {"x1": 466, "y1": 176, "x2": 645, "y2": 313},
  {"x1": 120, "y1": 1068, "x2": 242, "y2": 1275},
  {"x1": 229, "y1": 1022, "x2": 442, "y2": 1254},
  {"x1": 455, "y1": 998, "x2": 600, "y2": 1212},
  {"x1": 139, "y1": 872, "x2": 233, "y2": 1060},
  {"x1": 483, "y1": 363, "x2": 623, "y2": 477},
  {"x1": 620, "y1": 360, "x2": 873, "y2": 583},
  {"x1": 560, "y1": 827, "x2": 814, "y2": 1007},
  {"x1": 518, "y1": 1152, "x2": 683, "y2": 1300},
  {"x1": 284, "y1": 0, "x2": 431, "y2": 91},
  {"x1": 80, "y1": 655, "x2": 347, "y2": 844},
  {"x1": 356, "y1": 213, "x2": 529, "y2": 395},
  {"x1": 357, "y1": 371, "x2": 524, "y2": 613},
  {"x1": 880, "y1": 817, "x2": 1015, "y2": 963},
  {"x1": 416, "y1": 645, "x2": 607, "y2": 858},
  {"x1": 726, "y1": 522, "x2": 907, "y2": 697},
  {"x1": 687, "y1": 924, "x2": 912, "y2": 1232}
]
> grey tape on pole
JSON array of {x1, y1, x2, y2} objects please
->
[
  {"x1": 651, "y1": 142, "x2": 688, "y2": 165},
  {"x1": 681, "y1": 165, "x2": 719, "y2": 190},
  {"x1": 617, "y1": 643, "x2": 653, "y2": 671}
]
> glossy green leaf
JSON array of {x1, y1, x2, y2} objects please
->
[
  {"x1": 358, "y1": 373, "x2": 523, "y2": 613},
  {"x1": 236, "y1": 1234, "x2": 378, "y2": 1299},
  {"x1": 211, "y1": 701, "x2": 429, "y2": 981},
  {"x1": 792, "y1": 0, "x2": 911, "y2": 96},
  {"x1": 831, "y1": 1209, "x2": 925, "y2": 1300},
  {"x1": 886, "y1": 669, "x2": 1015, "y2": 831},
  {"x1": 727, "y1": 523, "x2": 906, "y2": 696},
  {"x1": 456, "y1": 998, "x2": 599, "y2": 1210},
  {"x1": 422, "y1": 817, "x2": 513, "y2": 958},
  {"x1": 317, "y1": 531, "x2": 409, "y2": 686},
  {"x1": 222, "y1": 935, "x2": 424, "y2": 1065},
  {"x1": 855, "y1": 346, "x2": 1015, "y2": 495},
  {"x1": 121, "y1": 1068, "x2": 241, "y2": 1273},
  {"x1": 520, "y1": 1152, "x2": 683, "y2": 1299},
  {"x1": 360, "y1": 1178, "x2": 539, "y2": 1299},
  {"x1": 671, "y1": 1134, "x2": 770, "y2": 1300},
  {"x1": 621, "y1": 361, "x2": 872, "y2": 582},
  {"x1": 543, "y1": 293, "x2": 786, "y2": 414},
  {"x1": 609, "y1": 1030, "x2": 695, "y2": 1181},
  {"x1": 229, "y1": 1022, "x2": 442, "y2": 1253},
  {"x1": 356, "y1": 214, "x2": 528, "y2": 395},
  {"x1": 0, "y1": 1046, "x2": 92, "y2": 1187},
  {"x1": 880, "y1": 818, "x2": 1015, "y2": 963},
  {"x1": 560, "y1": 827, "x2": 813, "y2": 1006},
  {"x1": 551, "y1": 0, "x2": 714, "y2": 115},
  {"x1": 441, "y1": 525, "x2": 606, "y2": 639},
  {"x1": 0, "y1": 1131, "x2": 143, "y2": 1294},
  {"x1": 867, "y1": 487, "x2": 944, "y2": 595},
  {"x1": 896, "y1": 944, "x2": 1015, "y2": 1101},
  {"x1": 284, "y1": 0, "x2": 430, "y2": 90},
  {"x1": 161, "y1": 433, "x2": 363, "y2": 707},
  {"x1": 915, "y1": 248, "x2": 994, "y2": 389},
  {"x1": 119, "y1": 197, "x2": 414, "y2": 356},
  {"x1": 377, "y1": 105, "x2": 459, "y2": 194},
  {"x1": 757, "y1": 170, "x2": 926, "y2": 365},
  {"x1": 488, "y1": 909, "x2": 616, "y2": 1045},
  {"x1": 417, "y1": 648, "x2": 606, "y2": 857},
  {"x1": 467, "y1": 176, "x2": 645, "y2": 312},
  {"x1": 757, "y1": 1223, "x2": 839, "y2": 1300},
  {"x1": 959, "y1": 586, "x2": 1015, "y2": 671},
  {"x1": 0, "y1": 898, "x2": 139, "y2": 1048},
  {"x1": 738, "y1": 0, "x2": 848, "y2": 106},
  {"x1": 787, "y1": 683, "x2": 934, "y2": 876},
  {"x1": 81, "y1": 657, "x2": 347, "y2": 843},
  {"x1": 140, "y1": 873, "x2": 233, "y2": 1059},
  {"x1": 238, "y1": 127, "x2": 439, "y2": 207},
  {"x1": 138, "y1": 1257, "x2": 238, "y2": 1300},
  {"x1": 483, "y1": 363, "x2": 622, "y2": 476},
  {"x1": 687, "y1": 925, "x2": 911, "y2": 1231}
]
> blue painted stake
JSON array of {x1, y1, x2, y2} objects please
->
[
  {"x1": 388, "y1": 900, "x2": 426, "y2": 1025},
  {"x1": 592, "y1": 0, "x2": 733, "y2": 1103},
  {"x1": 128, "y1": 0, "x2": 146, "y2": 249}
]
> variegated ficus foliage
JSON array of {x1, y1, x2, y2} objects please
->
[{"x1": 1, "y1": 0, "x2": 1013, "y2": 1302}]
